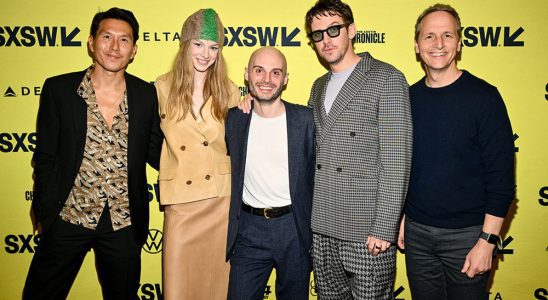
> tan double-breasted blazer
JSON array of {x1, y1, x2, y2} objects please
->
[{"x1": 155, "y1": 73, "x2": 239, "y2": 205}]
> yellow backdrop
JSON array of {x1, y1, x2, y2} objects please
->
[{"x1": 1, "y1": 0, "x2": 546, "y2": 299}]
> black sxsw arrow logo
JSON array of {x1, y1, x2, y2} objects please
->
[{"x1": 504, "y1": 27, "x2": 524, "y2": 46}]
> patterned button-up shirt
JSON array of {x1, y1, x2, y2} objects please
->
[{"x1": 59, "y1": 67, "x2": 131, "y2": 230}]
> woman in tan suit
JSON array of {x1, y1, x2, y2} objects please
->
[{"x1": 155, "y1": 8, "x2": 239, "y2": 300}]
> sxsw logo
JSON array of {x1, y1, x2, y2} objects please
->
[
  {"x1": 354, "y1": 29, "x2": 386, "y2": 44},
  {"x1": 463, "y1": 26, "x2": 524, "y2": 47},
  {"x1": 539, "y1": 186, "x2": 548, "y2": 206},
  {"x1": 0, "y1": 132, "x2": 36, "y2": 153},
  {"x1": 138, "y1": 283, "x2": 163, "y2": 300},
  {"x1": 0, "y1": 26, "x2": 81, "y2": 47},
  {"x1": 224, "y1": 27, "x2": 300, "y2": 47},
  {"x1": 495, "y1": 236, "x2": 514, "y2": 255},
  {"x1": 143, "y1": 229, "x2": 162, "y2": 254},
  {"x1": 394, "y1": 286, "x2": 405, "y2": 300},
  {"x1": 3, "y1": 85, "x2": 41, "y2": 97},
  {"x1": 513, "y1": 133, "x2": 519, "y2": 153},
  {"x1": 147, "y1": 182, "x2": 160, "y2": 203},
  {"x1": 4, "y1": 234, "x2": 40, "y2": 254},
  {"x1": 263, "y1": 285, "x2": 273, "y2": 299},
  {"x1": 535, "y1": 288, "x2": 548, "y2": 300}
]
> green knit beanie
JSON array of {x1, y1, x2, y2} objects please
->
[{"x1": 180, "y1": 8, "x2": 224, "y2": 46}]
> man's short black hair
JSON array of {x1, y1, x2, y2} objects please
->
[
  {"x1": 90, "y1": 7, "x2": 139, "y2": 43},
  {"x1": 305, "y1": 0, "x2": 354, "y2": 34}
]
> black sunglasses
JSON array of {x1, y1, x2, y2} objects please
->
[{"x1": 307, "y1": 23, "x2": 350, "y2": 42}]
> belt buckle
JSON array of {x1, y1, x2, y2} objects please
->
[{"x1": 263, "y1": 208, "x2": 271, "y2": 219}]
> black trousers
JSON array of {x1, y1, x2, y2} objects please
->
[
  {"x1": 404, "y1": 217, "x2": 490, "y2": 300},
  {"x1": 23, "y1": 208, "x2": 141, "y2": 300}
]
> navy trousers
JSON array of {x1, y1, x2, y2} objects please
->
[
  {"x1": 404, "y1": 217, "x2": 490, "y2": 300},
  {"x1": 228, "y1": 210, "x2": 311, "y2": 300}
]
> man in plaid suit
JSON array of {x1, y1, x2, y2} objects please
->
[{"x1": 305, "y1": 0, "x2": 412, "y2": 299}]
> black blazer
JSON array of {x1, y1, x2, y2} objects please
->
[
  {"x1": 32, "y1": 70, "x2": 163, "y2": 245},
  {"x1": 225, "y1": 101, "x2": 315, "y2": 261}
]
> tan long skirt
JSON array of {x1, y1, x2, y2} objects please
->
[{"x1": 163, "y1": 196, "x2": 230, "y2": 300}]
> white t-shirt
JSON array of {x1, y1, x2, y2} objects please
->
[{"x1": 242, "y1": 111, "x2": 291, "y2": 208}]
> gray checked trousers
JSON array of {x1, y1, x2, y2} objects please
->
[{"x1": 312, "y1": 234, "x2": 396, "y2": 300}]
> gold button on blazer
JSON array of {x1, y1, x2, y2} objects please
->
[{"x1": 155, "y1": 74, "x2": 240, "y2": 205}]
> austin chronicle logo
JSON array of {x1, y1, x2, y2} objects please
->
[{"x1": 143, "y1": 229, "x2": 162, "y2": 254}]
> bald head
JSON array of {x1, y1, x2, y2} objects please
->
[
  {"x1": 247, "y1": 47, "x2": 287, "y2": 74},
  {"x1": 245, "y1": 47, "x2": 289, "y2": 103}
]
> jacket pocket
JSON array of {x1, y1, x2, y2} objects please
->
[
  {"x1": 349, "y1": 172, "x2": 378, "y2": 191},
  {"x1": 218, "y1": 162, "x2": 231, "y2": 175},
  {"x1": 158, "y1": 168, "x2": 176, "y2": 181}
]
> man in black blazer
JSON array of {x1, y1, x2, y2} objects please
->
[
  {"x1": 225, "y1": 47, "x2": 315, "y2": 299},
  {"x1": 23, "y1": 8, "x2": 162, "y2": 300}
]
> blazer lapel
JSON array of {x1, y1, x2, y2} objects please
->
[
  {"x1": 125, "y1": 72, "x2": 136, "y2": 175},
  {"x1": 315, "y1": 74, "x2": 329, "y2": 128},
  {"x1": 318, "y1": 53, "x2": 372, "y2": 146},
  {"x1": 237, "y1": 107, "x2": 253, "y2": 190},
  {"x1": 284, "y1": 101, "x2": 300, "y2": 203},
  {"x1": 73, "y1": 70, "x2": 89, "y2": 167}
]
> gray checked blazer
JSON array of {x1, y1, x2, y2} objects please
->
[{"x1": 308, "y1": 52, "x2": 412, "y2": 243}]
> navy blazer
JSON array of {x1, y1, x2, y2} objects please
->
[
  {"x1": 31, "y1": 69, "x2": 163, "y2": 245},
  {"x1": 225, "y1": 100, "x2": 315, "y2": 261}
]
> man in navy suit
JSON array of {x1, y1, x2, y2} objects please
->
[
  {"x1": 225, "y1": 47, "x2": 315, "y2": 299},
  {"x1": 23, "y1": 8, "x2": 162, "y2": 300}
]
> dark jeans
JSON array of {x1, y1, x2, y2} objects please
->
[
  {"x1": 23, "y1": 208, "x2": 141, "y2": 300},
  {"x1": 228, "y1": 210, "x2": 311, "y2": 300},
  {"x1": 404, "y1": 217, "x2": 490, "y2": 300}
]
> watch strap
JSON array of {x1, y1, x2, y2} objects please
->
[{"x1": 479, "y1": 231, "x2": 502, "y2": 250}]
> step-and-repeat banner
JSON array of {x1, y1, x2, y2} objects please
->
[{"x1": 1, "y1": 0, "x2": 546, "y2": 299}]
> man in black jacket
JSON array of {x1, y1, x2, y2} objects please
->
[{"x1": 23, "y1": 7, "x2": 162, "y2": 300}]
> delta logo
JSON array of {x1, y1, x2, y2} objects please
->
[
  {"x1": 3, "y1": 85, "x2": 41, "y2": 97},
  {"x1": 462, "y1": 26, "x2": 524, "y2": 47},
  {"x1": 0, "y1": 26, "x2": 81, "y2": 47},
  {"x1": 489, "y1": 291, "x2": 504, "y2": 300},
  {"x1": 142, "y1": 26, "x2": 301, "y2": 47}
]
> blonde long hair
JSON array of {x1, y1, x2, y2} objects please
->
[{"x1": 165, "y1": 39, "x2": 231, "y2": 122}]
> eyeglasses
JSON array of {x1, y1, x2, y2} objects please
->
[{"x1": 307, "y1": 24, "x2": 350, "y2": 42}]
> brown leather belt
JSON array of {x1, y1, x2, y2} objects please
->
[{"x1": 241, "y1": 203, "x2": 291, "y2": 219}]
